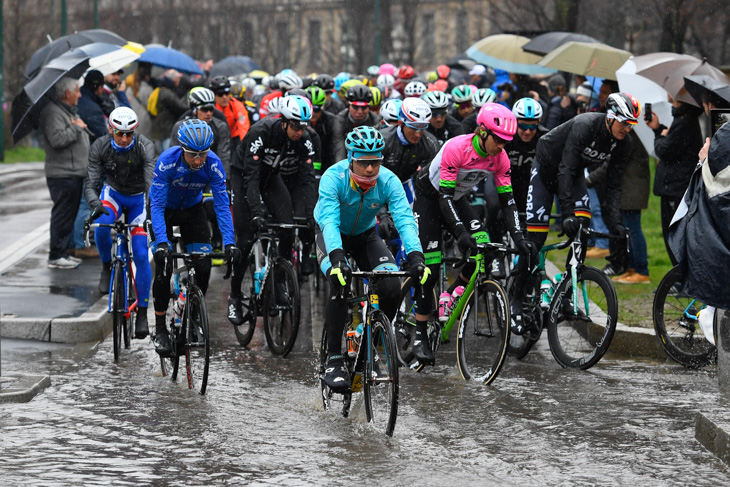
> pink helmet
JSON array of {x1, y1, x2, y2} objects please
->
[
  {"x1": 379, "y1": 63, "x2": 396, "y2": 76},
  {"x1": 477, "y1": 103, "x2": 518, "y2": 141}
]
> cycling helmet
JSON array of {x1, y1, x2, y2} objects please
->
[
  {"x1": 436, "y1": 64, "x2": 450, "y2": 80},
  {"x1": 397, "y1": 65, "x2": 415, "y2": 80},
  {"x1": 376, "y1": 74, "x2": 395, "y2": 91},
  {"x1": 399, "y1": 97, "x2": 432, "y2": 129},
  {"x1": 404, "y1": 81, "x2": 427, "y2": 98},
  {"x1": 606, "y1": 92, "x2": 641, "y2": 124},
  {"x1": 369, "y1": 86, "x2": 382, "y2": 107},
  {"x1": 315, "y1": 74, "x2": 335, "y2": 92},
  {"x1": 334, "y1": 72, "x2": 350, "y2": 92},
  {"x1": 339, "y1": 79, "x2": 363, "y2": 100},
  {"x1": 306, "y1": 86, "x2": 327, "y2": 107},
  {"x1": 512, "y1": 97, "x2": 543, "y2": 120},
  {"x1": 346, "y1": 84, "x2": 373, "y2": 104},
  {"x1": 476, "y1": 103, "x2": 518, "y2": 141},
  {"x1": 285, "y1": 88, "x2": 310, "y2": 100},
  {"x1": 267, "y1": 97, "x2": 281, "y2": 116},
  {"x1": 379, "y1": 63, "x2": 396, "y2": 76},
  {"x1": 188, "y1": 87, "x2": 216, "y2": 109},
  {"x1": 242, "y1": 77, "x2": 257, "y2": 93},
  {"x1": 229, "y1": 81, "x2": 244, "y2": 99},
  {"x1": 425, "y1": 71, "x2": 438, "y2": 83},
  {"x1": 108, "y1": 107, "x2": 139, "y2": 131},
  {"x1": 421, "y1": 90, "x2": 449, "y2": 111},
  {"x1": 279, "y1": 95, "x2": 313, "y2": 124},
  {"x1": 379, "y1": 85, "x2": 393, "y2": 100},
  {"x1": 380, "y1": 99, "x2": 402, "y2": 124},
  {"x1": 366, "y1": 65, "x2": 380, "y2": 77},
  {"x1": 473, "y1": 88, "x2": 498, "y2": 108},
  {"x1": 302, "y1": 76, "x2": 315, "y2": 89},
  {"x1": 177, "y1": 119, "x2": 214, "y2": 152},
  {"x1": 267, "y1": 75, "x2": 280, "y2": 90},
  {"x1": 355, "y1": 74, "x2": 372, "y2": 87},
  {"x1": 278, "y1": 73, "x2": 303, "y2": 92},
  {"x1": 345, "y1": 125, "x2": 385, "y2": 154},
  {"x1": 208, "y1": 75, "x2": 231, "y2": 94},
  {"x1": 451, "y1": 84, "x2": 473, "y2": 104}
]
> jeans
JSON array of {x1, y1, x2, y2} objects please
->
[
  {"x1": 71, "y1": 181, "x2": 91, "y2": 249},
  {"x1": 46, "y1": 176, "x2": 84, "y2": 260},
  {"x1": 587, "y1": 187, "x2": 609, "y2": 249},
  {"x1": 622, "y1": 209, "x2": 649, "y2": 276}
]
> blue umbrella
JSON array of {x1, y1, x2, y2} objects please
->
[
  {"x1": 138, "y1": 45, "x2": 203, "y2": 75},
  {"x1": 209, "y1": 56, "x2": 261, "y2": 78}
]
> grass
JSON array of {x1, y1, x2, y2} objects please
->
[{"x1": 2, "y1": 146, "x2": 45, "y2": 163}]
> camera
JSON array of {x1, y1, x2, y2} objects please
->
[
  {"x1": 497, "y1": 82, "x2": 514, "y2": 94},
  {"x1": 644, "y1": 103, "x2": 652, "y2": 123},
  {"x1": 710, "y1": 108, "x2": 730, "y2": 137}
]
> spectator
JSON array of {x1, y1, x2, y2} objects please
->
[
  {"x1": 148, "y1": 69, "x2": 189, "y2": 153},
  {"x1": 39, "y1": 77, "x2": 90, "y2": 269},
  {"x1": 77, "y1": 70, "x2": 108, "y2": 142},
  {"x1": 575, "y1": 81, "x2": 598, "y2": 114},
  {"x1": 102, "y1": 69, "x2": 131, "y2": 114},
  {"x1": 469, "y1": 64, "x2": 492, "y2": 89},
  {"x1": 125, "y1": 62, "x2": 154, "y2": 138},
  {"x1": 543, "y1": 74, "x2": 577, "y2": 130}
]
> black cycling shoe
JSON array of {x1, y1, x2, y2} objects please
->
[
  {"x1": 154, "y1": 329, "x2": 172, "y2": 356},
  {"x1": 371, "y1": 354, "x2": 382, "y2": 379},
  {"x1": 98, "y1": 262, "x2": 112, "y2": 295},
  {"x1": 227, "y1": 296, "x2": 244, "y2": 325},
  {"x1": 411, "y1": 334, "x2": 435, "y2": 365},
  {"x1": 135, "y1": 309, "x2": 149, "y2": 339},
  {"x1": 302, "y1": 256, "x2": 317, "y2": 276},
  {"x1": 324, "y1": 355, "x2": 350, "y2": 393},
  {"x1": 510, "y1": 301, "x2": 528, "y2": 335},
  {"x1": 275, "y1": 281, "x2": 290, "y2": 307},
  {"x1": 490, "y1": 258, "x2": 506, "y2": 279}
]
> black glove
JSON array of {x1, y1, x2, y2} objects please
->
[
  {"x1": 307, "y1": 215, "x2": 316, "y2": 231},
  {"x1": 154, "y1": 242, "x2": 170, "y2": 268},
  {"x1": 225, "y1": 244, "x2": 242, "y2": 266},
  {"x1": 560, "y1": 216, "x2": 581, "y2": 238},
  {"x1": 90, "y1": 204, "x2": 110, "y2": 221},
  {"x1": 455, "y1": 227, "x2": 477, "y2": 255},
  {"x1": 515, "y1": 237, "x2": 538, "y2": 264},
  {"x1": 251, "y1": 215, "x2": 267, "y2": 232},
  {"x1": 327, "y1": 249, "x2": 352, "y2": 289},
  {"x1": 614, "y1": 224, "x2": 627, "y2": 238},
  {"x1": 378, "y1": 213, "x2": 396, "y2": 242},
  {"x1": 407, "y1": 251, "x2": 431, "y2": 286}
]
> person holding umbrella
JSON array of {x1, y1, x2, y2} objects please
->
[{"x1": 40, "y1": 76, "x2": 90, "y2": 269}]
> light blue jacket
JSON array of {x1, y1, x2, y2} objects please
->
[{"x1": 314, "y1": 159, "x2": 422, "y2": 255}]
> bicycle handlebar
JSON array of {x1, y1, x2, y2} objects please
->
[
  {"x1": 168, "y1": 251, "x2": 233, "y2": 279},
  {"x1": 452, "y1": 242, "x2": 518, "y2": 268},
  {"x1": 83, "y1": 219, "x2": 144, "y2": 248},
  {"x1": 351, "y1": 270, "x2": 412, "y2": 279}
]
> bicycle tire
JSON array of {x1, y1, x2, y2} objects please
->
[
  {"x1": 233, "y1": 261, "x2": 258, "y2": 347},
  {"x1": 124, "y1": 267, "x2": 135, "y2": 349},
  {"x1": 506, "y1": 273, "x2": 543, "y2": 360},
  {"x1": 456, "y1": 279, "x2": 510, "y2": 385},
  {"x1": 394, "y1": 277, "x2": 437, "y2": 368},
  {"x1": 547, "y1": 266, "x2": 618, "y2": 369},
  {"x1": 363, "y1": 311, "x2": 399, "y2": 436},
  {"x1": 159, "y1": 296, "x2": 180, "y2": 380},
  {"x1": 262, "y1": 258, "x2": 300, "y2": 356},
  {"x1": 111, "y1": 260, "x2": 126, "y2": 362},
  {"x1": 185, "y1": 286, "x2": 210, "y2": 394},
  {"x1": 652, "y1": 265, "x2": 717, "y2": 368}
]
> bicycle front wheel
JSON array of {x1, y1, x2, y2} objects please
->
[
  {"x1": 456, "y1": 280, "x2": 510, "y2": 385},
  {"x1": 234, "y1": 261, "x2": 258, "y2": 347},
  {"x1": 653, "y1": 265, "x2": 717, "y2": 368},
  {"x1": 159, "y1": 296, "x2": 179, "y2": 380},
  {"x1": 262, "y1": 258, "x2": 300, "y2": 356},
  {"x1": 547, "y1": 266, "x2": 618, "y2": 369},
  {"x1": 184, "y1": 286, "x2": 210, "y2": 394},
  {"x1": 111, "y1": 261, "x2": 126, "y2": 362},
  {"x1": 363, "y1": 311, "x2": 399, "y2": 437},
  {"x1": 124, "y1": 266, "x2": 135, "y2": 349}
]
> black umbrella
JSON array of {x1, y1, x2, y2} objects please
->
[
  {"x1": 683, "y1": 74, "x2": 730, "y2": 107},
  {"x1": 25, "y1": 29, "x2": 125, "y2": 80},
  {"x1": 12, "y1": 50, "x2": 90, "y2": 143},
  {"x1": 522, "y1": 31, "x2": 599, "y2": 56},
  {"x1": 209, "y1": 56, "x2": 261, "y2": 78}
]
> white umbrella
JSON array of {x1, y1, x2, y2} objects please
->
[
  {"x1": 81, "y1": 42, "x2": 143, "y2": 76},
  {"x1": 616, "y1": 58, "x2": 673, "y2": 157}
]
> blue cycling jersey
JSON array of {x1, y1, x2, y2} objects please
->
[
  {"x1": 150, "y1": 146, "x2": 235, "y2": 247},
  {"x1": 314, "y1": 159, "x2": 422, "y2": 256}
]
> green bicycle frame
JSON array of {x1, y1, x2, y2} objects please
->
[{"x1": 441, "y1": 251, "x2": 485, "y2": 342}]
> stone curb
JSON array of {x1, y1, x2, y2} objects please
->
[
  {"x1": 696, "y1": 411, "x2": 730, "y2": 466},
  {"x1": 0, "y1": 374, "x2": 51, "y2": 403}
]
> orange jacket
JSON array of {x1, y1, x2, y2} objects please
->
[{"x1": 217, "y1": 97, "x2": 250, "y2": 141}]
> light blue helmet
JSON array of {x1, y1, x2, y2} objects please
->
[
  {"x1": 512, "y1": 97, "x2": 543, "y2": 120},
  {"x1": 334, "y1": 72, "x2": 350, "y2": 92},
  {"x1": 380, "y1": 99, "x2": 402, "y2": 124},
  {"x1": 345, "y1": 126, "x2": 385, "y2": 154},
  {"x1": 472, "y1": 88, "x2": 498, "y2": 108},
  {"x1": 278, "y1": 95, "x2": 312, "y2": 124}
]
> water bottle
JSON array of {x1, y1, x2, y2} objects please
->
[
  {"x1": 540, "y1": 279, "x2": 552, "y2": 308},
  {"x1": 173, "y1": 291, "x2": 186, "y2": 328},
  {"x1": 448, "y1": 285, "x2": 465, "y2": 312},
  {"x1": 254, "y1": 265, "x2": 266, "y2": 294},
  {"x1": 347, "y1": 323, "x2": 363, "y2": 358}
]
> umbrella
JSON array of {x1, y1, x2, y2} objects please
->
[
  {"x1": 522, "y1": 31, "x2": 600, "y2": 56},
  {"x1": 209, "y1": 56, "x2": 261, "y2": 78},
  {"x1": 466, "y1": 34, "x2": 557, "y2": 76},
  {"x1": 683, "y1": 74, "x2": 730, "y2": 107},
  {"x1": 631, "y1": 52, "x2": 730, "y2": 106},
  {"x1": 75, "y1": 42, "x2": 142, "y2": 76},
  {"x1": 12, "y1": 49, "x2": 90, "y2": 143},
  {"x1": 538, "y1": 41, "x2": 631, "y2": 80},
  {"x1": 247, "y1": 70, "x2": 270, "y2": 82},
  {"x1": 25, "y1": 29, "x2": 126, "y2": 80},
  {"x1": 616, "y1": 58, "x2": 674, "y2": 157},
  {"x1": 445, "y1": 53, "x2": 476, "y2": 72},
  {"x1": 138, "y1": 45, "x2": 203, "y2": 75}
]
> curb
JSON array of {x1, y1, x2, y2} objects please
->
[
  {"x1": 0, "y1": 374, "x2": 51, "y2": 403},
  {"x1": 696, "y1": 411, "x2": 730, "y2": 466}
]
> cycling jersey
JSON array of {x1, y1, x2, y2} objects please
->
[
  {"x1": 427, "y1": 114, "x2": 465, "y2": 146},
  {"x1": 381, "y1": 125, "x2": 440, "y2": 183},
  {"x1": 217, "y1": 96, "x2": 251, "y2": 147},
  {"x1": 170, "y1": 113, "x2": 231, "y2": 176},
  {"x1": 504, "y1": 125, "x2": 549, "y2": 214},
  {"x1": 149, "y1": 146, "x2": 234, "y2": 247},
  {"x1": 332, "y1": 111, "x2": 382, "y2": 162},
  {"x1": 310, "y1": 110, "x2": 337, "y2": 175}
]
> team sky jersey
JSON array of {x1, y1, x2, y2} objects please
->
[
  {"x1": 504, "y1": 125, "x2": 549, "y2": 213},
  {"x1": 149, "y1": 146, "x2": 234, "y2": 247}
]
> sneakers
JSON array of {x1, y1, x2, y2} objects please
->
[
  {"x1": 227, "y1": 296, "x2": 243, "y2": 325},
  {"x1": 135, "y1": 309, "x2": 149, "y2": 339},
  {"x1": 602, "y1": 264, "x2": 627, "y2": 277},
  {"x1": 616, "y1": 272, "x2": 650, "y2": 284},
  {"x1": 48, "y1": 256, "x2": 80, "y2": 269},
  {"x1": 411, "y1": 331, "x2": 435, "y2": 365},
  {"x1": 153, "y1": 328, "x2": 172, "y2": 356},
  {"x1": 324, "y1": 355, "x2": 350, "y2": 392},
  {"x1": 612, "y1": 268, "x2": 635, "y2": 282},
  {"x1": 99, "y1": 262, "x2": 112, "y2": 294},
  {"x1": 585, "y1": 247, "x2": 611, "y2": 259}
]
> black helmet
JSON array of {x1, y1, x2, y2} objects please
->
[
  {"x1": 286, "y1": 88, "x2": 311, "y2": 101},
  {"x1": 208, "y1": 75, "x2": 231, "y2": 94},
  {"x1": 346, "y1": 84, "x2": 373, "y2": 104},
  {"x1": 315, "y1": 74, "x2": 335, "y2": 92}
]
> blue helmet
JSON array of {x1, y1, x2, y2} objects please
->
[
  {"x1": 345, "y1": 126, "x2": 385, "y2": 155},
  {"x1": 512, "y1": 97, "x2": 543, "y2": 120},
  {"x1": 334, "y1": 72, "x2": 350, "y2": 92},
  {"x1": 177, "y1": 119, "x2": 214, "y2": 151}
]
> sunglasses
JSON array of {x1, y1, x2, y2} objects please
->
[
  {"x1": 352, "y1": 157, "x2": 383, "y2": 168},
  {"x1": 517, "y1": 122, "x2": 538, "y2": 131},
  {"x1": 404, "y1": 121, "x2": 430, "y2": 131},
  {"x1": 198, "y1": 106, "x2": 215, "y2": 113},
  {"x1": 351, "y1": 105, "x2": 369, "y2": 111},
  {"x1": 113, "y1": 129, "x2": 134, "y2": 138},
  {"x1": 313, "y1": 106, "x2": 323, "y2": 112},
  {"x1": 456, "y1": 102, "x2": 473, "y2": 110},
  {"x1": 288, "y1": 121, "x2": 309, "y2": 131},
  {"x1": 182, "y1": 148, "x2": 210, "y2": 159},
  {"x1": 215, "y1": 91, "x2": 230, "y2": 97}
]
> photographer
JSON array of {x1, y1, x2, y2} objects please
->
[{"x1": 543, "y1": 74, "x2": 577, "y2": 129}]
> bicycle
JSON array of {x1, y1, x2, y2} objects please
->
[
  {"x1": 232, "y1": 222, "x2": 305, "y2": 356},
  {"x1": 319, "y1": 270, "x2": 407, "y2": 437},
  {"x1": 157, "y1": 246, "x2": 231, "y2": 395},
  {"x1": 394, "y1": 242, "x2": 512, "y2": 385},
  {"x1": 84, "y1": 218, "x2": 143, "y2": 363},
  {"x1": 505, "y1": 224, "x2": 620, "y2": 369},
  {"x1": 652, "y1": 265, "x2": 718, "y2": 368}
]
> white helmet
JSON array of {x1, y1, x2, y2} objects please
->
[
  {"x1": 108, "y1": 107, "x2": 139, "y2": 131},
  {"x1": 278, "y1": 73, "x2": 303, "y2": 92},
  {"x1": 278, "y1": 95, "x2": 313, "y2": 124},
  {"x1": 404, "y1": 81, "x2": 427, "y2": 98},
  {"x1": 399, "y1": 97, "x2": 432, "y2": 129},
  {"x1": 376, "y1": 74, "x2": 395, "y2": 91},
  {"x1": 421, "y1": 90, "x2": 449, "y2": 111},
  {"x1": 380, "y1": 99, "x2": 402, "y2": 124},
  {"x1": 267, "y1": 97, "x2": 281, "y2": 116},
  {"x1": 472, "y1": 88, "x2": 498, "y2": 109},
  {"x1": 242, "y1": 77, "x2": 257, "y2": 93}
]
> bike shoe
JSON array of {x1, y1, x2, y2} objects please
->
[
  {"x1": 275, "y1": 281, "x2": 290, "y2": 307},
  {"x1": 98, "y1": 262, "x2": 112, "y2": 295},
  {"x1": 302, "y1": 256, "x2": 317, "y2": 276},
  {"x1": 510, "y1": 301, "x2": 527, "y2": 335},
  {"x1": 490, "y1": 258, "x2": 506, "y2": 279},
  {"x1": 153, "y1": 330, "x2": 172, "y2": 357},
  {"x1": 227, "y1": 296, "x2": 244, "y2": 325},
  {"x1": 135, "y1": 310, "x2": 149, "y2": 339},
  {"x1": 324, "y1": 355, "x2": 350, "y2": 393},
  {"x1": 411, "y1": 335, "x2": 435, "y2": 365},
  {"x1": 371, "y1": 354, "x2": 383, "y2": 379}
]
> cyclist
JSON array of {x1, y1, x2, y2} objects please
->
[
  {"x1": 379, "y1": 99, "x2": 402, "y2": 128},
  {"x1": 369, "y1": 86, "x2": 383, "y2": 116},
  {"x1": 209, "y1": 75, "x2": 251, "y2": 154},
  {"x1": 315, "y1": 126, "x2": 428, "y2": 391},
  {"x1": 149, "y1": 119, "x2": 239, "y2": 355},
  {"x1": 509, "y1": 93, "x2": 639, "y2": 334},
  {"x1": 422, "y1": 90, "x2": 464, "y2": 146},
  {"x1": 85, "y1": 107, "x2": 156, "y2": 338},
  {"x1": 376, "y1": 74, "x2": 399, "y2": 100},
  {"x1": 412, "y1": 103, "x2": 534, "y2": 364},
  {"x1": 306, "y1": 85, "x2": 337, "y2": 176},
  {"x1": 461, "y1": 88, "x2": 498, "y2": 135},
  {"x1": 332, "y1": 84, "x2": 382, "y2": 162},
  {"x1": 395, "y1": 65, "x2": 416, "y2": 94},
  {"x1": 403, "y1": 81, "x2": 427, "y2": 99},
  {"x1": 450, "y1": 84, "x2": 474, "y2": 123},
  {"x1": 228, "y1": 95, "x2": 318, "y2": 325},
  {"x1": 314, "y1": 74, "x2": 345, "y2": 115}
]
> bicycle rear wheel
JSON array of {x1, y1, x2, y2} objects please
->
[
  {"x1": 363, "y1": 311, "x2": 399, "y2": 436},
  {"x1": 456, "y1": 280, "x2": 510, "y2": 385},
  {"x1": 185, "y1": 286, "x2": 210, "y2": 395},
  {"x1": 233, "y1": 260, "x2": 258, "y2": 347},
  {"x1": 111, "y1": 261, "x2": 126, "y2": 362},
  {"x1": 547, "y1": 266, "x2": 617, "y2": 369},
  {"x1": 262, "y1": 258, "x2": 300, "y2": 356},
  {"x1": 653, "y1": 265, "x2": 717, "y2": 368},
  {"x1": 124, "y1": 266, "x2": 135, "y2": 349}
]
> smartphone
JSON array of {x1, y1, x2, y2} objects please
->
[
  {"x1": 643, "y1": 103, "x2": 652, "y2": 123},
  {"x1": 710, "y1": 108, "x2": 730, "y2": 137}
]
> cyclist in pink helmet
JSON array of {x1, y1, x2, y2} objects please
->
[{"x1": 379, "y1": 63, "x2": 396, "y2": 76}]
